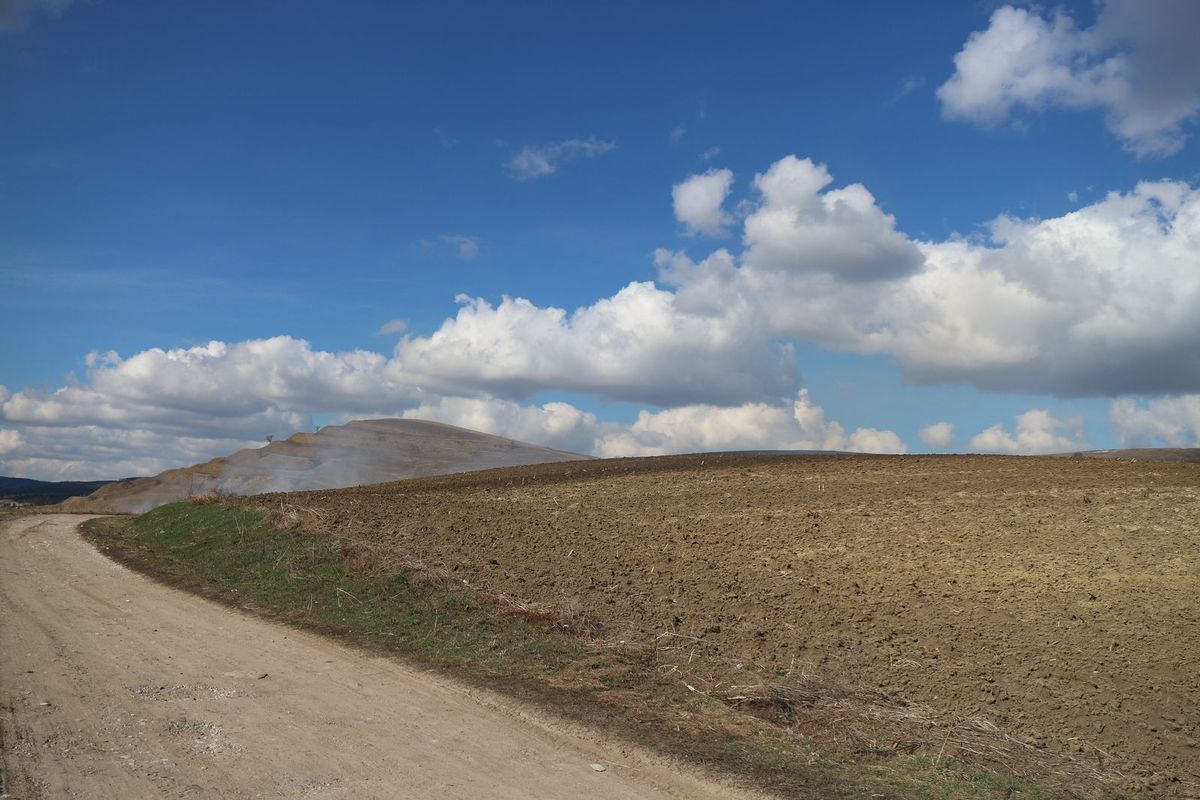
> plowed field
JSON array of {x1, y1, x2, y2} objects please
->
[{"x1": 246, "y1": 454, "x2": 1200, "y2": 794}]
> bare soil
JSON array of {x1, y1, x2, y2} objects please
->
[
  {"x1": 0, "y1": 514, "x2": 758, "y2": 800},
  {"x1": 247, "y1": 453, "x2": 1200, "y2": 795}
]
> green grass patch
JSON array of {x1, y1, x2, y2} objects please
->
[{"x1": 83, "y1": 503, "x2": 1084, "y2": 800}]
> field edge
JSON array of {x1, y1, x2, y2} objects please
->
[{"x1": 80, "y1": 504, "x2": 1104, "y2": 800}]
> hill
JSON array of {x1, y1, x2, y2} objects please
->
[
  {"x1": 0, "y1": 475, "x2": 119, "y2": 506},
  {"x1": 242, "y1": 452, "x2": 1200, "y2": 793},
  {"x1": 60, "y1": 419, "x2": 587, "y2": 513}
]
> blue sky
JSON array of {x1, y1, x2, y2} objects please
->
[{"x1": 2, "y1": 0, "x2": 1199, "y2": 479}]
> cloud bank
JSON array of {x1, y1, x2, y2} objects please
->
[{"x1": 0, "y1": 340, "x2": 896, "y2": 480}]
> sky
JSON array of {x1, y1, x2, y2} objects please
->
[{"x1": 2, "y1": 0, "x2": 1200, "y2": 480}]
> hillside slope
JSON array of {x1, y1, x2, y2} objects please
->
[
  {"x1": 243, "y1": 452, "x2": 1200, "y2": 793},
  {"x1": 61, "y1": 419, "x2": 587, "y2": 513}
]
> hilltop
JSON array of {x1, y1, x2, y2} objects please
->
[{"x1": 60, "y1": 419, "x2": 587, "y2": 513}]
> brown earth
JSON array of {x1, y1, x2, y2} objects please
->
[
  {"x1": 0, "y1": 514, "x2": 758, "y2": 800},
  {"x1": 60, "y1": 418, "x2": 588, "y2": 513},
  {"x1": 245, "y1": 453, "x2": 1200, "y2": 796}
]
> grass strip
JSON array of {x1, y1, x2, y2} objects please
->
[{"x1": 83, "y1": 503, "x2": 1083, "y2": 800}]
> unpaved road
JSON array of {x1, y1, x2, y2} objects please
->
[{"x1": 0, "y1": 515, "x2": 755, "y2": 800}]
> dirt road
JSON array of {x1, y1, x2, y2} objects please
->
[{"x1": 0, "y1": 515, "x2": 755, "y2": 800}]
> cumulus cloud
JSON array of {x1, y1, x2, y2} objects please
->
[
  {"x1": 919, "y1": 422, "x2": 955, "y2": 449},
  {"x1": 938, "y1": 2, "x2": 1200, "y2": 156},
  {"x1": 507, "y1": 137, "x2": 616, "y2": 181},
  {"x1": 1110, "y1": 395, "x2": 1200, "y2": 447},
  {"x1": 658, "y1": 162, "x2": 1200, "y2": 397},
  {"x1": 595, "y1": 390, "x2": 906, "y2": 458},
  {"x1": 390, "y1": 282, "x2": 797, "y2": 407},
  {"x1": 0, "y1": 332, "x2": 901, "y2": 480},
  {"x1": 399, "y1": 396, "x2": 602, "y2": 457},
  {"x1": 396, "y1": 390, "x2": 906, "y2": 459},
  {"x1": 0, "y1": 338, "x2": 409, "y2": 479},
  {"x1": 882, "y1": 181, "x2": 1200, "y2": 394},
  {"x1": 1, "y1": 337, "x2": 412, "y2": 443},
  {"x1": 1, "y1": 426, "x2": 259, "y2": 482},
  {"x1": 968, "y1": 410, "x2": 1087, "y2": 455},
  {"x1": 672, "y1": 169, "x2": 734, "y2": 236},
  {"x1": 0, "y1": 0, "x2": 71, "y2": 31},
  {"x1": 8, "y1": 151, "x2": 1200, "y2": 478},
  {"x1": 741, "y1": 156, "x2": 923, "y2": 281}
]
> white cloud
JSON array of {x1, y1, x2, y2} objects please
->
[
  {"x1": 938, "y1": 3, "x2": 1200, "y2": 156},
  {"x1": 881, "y1": 181, "x2": 1200, "y2": 394},
  {"x1": 660, "y1": 162, "x2": 1200, "y2": 397},
  {"x1": 0, "y1": 425, "x2": 259, "y2": 481},
  {"x1": 440, "y1": 234, "x2": 480, "y2": 260},
  {"x1": 0, "y1": 0, "x2": 72, "y2": 32},
  {"x1": 919, "y1": 422, "x2": 955, "y2": 449},
  {"x1": 0, "y1": 338, "x2": 412, "y2": 480},
  {"x1": 0, "y1": 337, "x2": 411, "y2": 442},
  {"x1": 595, "y1": 390, "x2": 906, "y2": 458},
  {"x1": 399, "y1": 396, "x2": 601, "y2": 457},
  {"x1": 968, "y1": 409, "x2": 1087, "y2": 455},
  {"x1": 376, "y1": 319, "x2": 408, "y2": 336},
  {"x1": 0, "y1": 428, "x2": 23, "y2": 454},
  {"x1": 1110, "y1": 395, "x2": 1200, "y2": 447},
  {"x1": 700, "y1": 146, "x2": 721, "y2": 162},
  {"x1": 672, "y1": 169, "x2": 734, "y2": 236},
  {"x1": 375, "y1": 390, "x2": 908, "y2": 462},
  {"x1": 389, "y1": 281, "x2": 796, "y2": 407},
  {"x1": 0, "y1": 331, "x2": 901, "y2": 479},
  {"x1": 669, "y1": 126, "x2": 686, "y2": 143},
  {"x1": 9, "y1": 151, "x2": 1200, "y2": 478},
  {"x1": 507, "y1": 137, "x2": 616, "y2": 180},
  {"x1": 741, "y1": 156, "x2": 923, "y2": 281}
]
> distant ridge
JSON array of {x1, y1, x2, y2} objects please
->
[
  {"x1": 0, "y1": 476, "x2": 119, "y2": 506},
  {"x1": 60, "y1": 419, "x2": 589, "y2": 513},
  {"x1": 1052, "y1": 448, "x2": 1200, "y2": 463}
]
